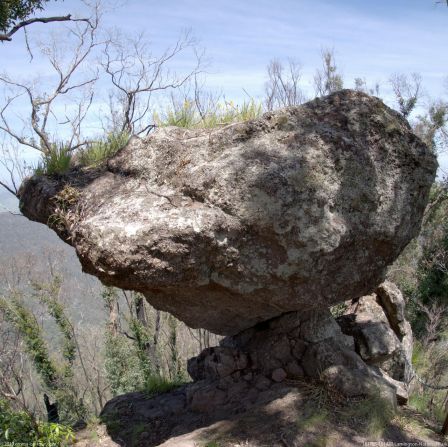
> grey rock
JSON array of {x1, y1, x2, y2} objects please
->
[
  {"x1": 299, "y1": 308, "x2": 354, "y2": 349},
  {"x1": 302, "y1": 339, "x2": 368, "y2": 378},
  {"x1": 254, "y1": 375, "x2": 272, "y2": 391},
  {"x1": 337, "y1": 282, "x2": 413, "y2": 382},
  {"x1": 320, "y1": 365, "x2": 397, "y2": 411},
  {"x1": 377, "y1": 281, "x2": 410, "y2": 338},
  {"x1": 291, "y1": 339, "x2": 308, "y2": 360},
  {"x1": 187, "y1": 347, "x2": 248, "y2": 381},
  {"x1": 285, "y1": 361, "x2": 305, "y2": 379},
  {"x1": 18, "y1": 90, "x2": 437, "y2": 334},
  {"x1": 336, "y1": 282, "x2": 413, "y2": 403},
  {"x1": 271, "y1": 368, "x2": 287, "y2": 382},
  {"x1": 358, "y1": 321, "x2": 401, "y2": 363}
]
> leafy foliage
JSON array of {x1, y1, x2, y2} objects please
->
[
  {"x1": 0, "y1": 278, "x2": 89, "y2": 424},
  {"x1": 417, "y1": 231, "x2": 448, "y2": 307},
  {"x1": 104, "y1": 330, "x2": 146, "y2": 396},
  {"x1": 0, "y1": 0, "x2": 55, "y2": 32},
  {"x1": 314, "y1": 49, "x2": 344, "y2": 97},
  {"x1": 33, "y1": 276, "x2": 77, "y2": 367},
  {"x1": 0, "y1": 398, "x2": 74, "y2": 446},
  {"x1": 0, "y1": 293, "x2": 59, "y2": 390}
]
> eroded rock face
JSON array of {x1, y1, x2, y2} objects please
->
[
  {"x1": 19, "y1": 90, "x2": 437, "y2": 334},
  {"x1": 336, "y1": 281, "x2": 413, "y2": 403}
]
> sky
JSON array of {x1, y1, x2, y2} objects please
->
[{"x1": 0, "y1": 0, "x2": 447, "y2": 211}]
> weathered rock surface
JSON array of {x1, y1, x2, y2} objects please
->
[
  {"x1": 100, "y1": 283, "x2": 413, "y2": 446},
  {"x1": 336, "y1": 280, "x2": 413, "y2": 402},
  {"x1": 19, "y1": 90, "x2": 437, "y2": 334}
]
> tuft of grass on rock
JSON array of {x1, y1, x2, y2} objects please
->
[
  {"x1": 155, "y1": 99, "x2": 263, "y2": 129},
  {"x1": 143, "y1": 374, "x2": 185, "y2": 397},
  {"x1": 78, "y1": 132, "x2": 129, "y2": 167},
  {"x1": 35, "y1": 143, "x2": 72, "y2": 176}
]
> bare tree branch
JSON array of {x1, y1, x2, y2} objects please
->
[
  {"x1": 0, "y1": 9, "x2": 101, "y2": 156},
  {"x1": 0, "y1": 15, "x2": 91, "y2": 42},
  {"x1": 264, "y1": 59, "x2": 306, "y2": 111},
  {"x1": 102, "y1": 30, "x2": 204, "y2": 135}
]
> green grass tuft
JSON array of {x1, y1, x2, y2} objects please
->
[
  {"x1": 143, "y1": 374, "x2": 185, "y2": 397},
  {"x1": 339, "y1": 394, "x2": 394, "y2": 438},
  {"x1": 78, "y1": 132, "x2": 129, "y2": 167},
  {"x1": 35, "y1": 143, "x2": 72, "y2": 176},
  {"x1": 155, "y1": 99, "x2": 263, "y2": 129}
]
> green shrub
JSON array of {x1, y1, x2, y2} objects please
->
[
  {"x1": 78, "y1": 132, "x2": 129, "y2": 167},
  {"x1": 409, "y1": 340, "x2": 448, "y2": 424},
  {"x1": 35, "y1": 144, "x2": 72, "y2": 176},
  {"x1": 156, "y1": 99, "x2": 198, "y2": 128},
  {"x1": 0, "y1": 399, "x2": 74, "y2": 446},
  {"x1": 0, "y1": 282, "x2": 88, "y2": 424},
  {"x1": 104, "y1": 330, "x2": 146, "y2": 396}
]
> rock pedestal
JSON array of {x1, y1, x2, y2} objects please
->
[
  {"x1": 187, "y1": 282, "x2": 411, "y2": 411},
  {"x1": 102, "y1": 282, "x2": 412, "y2": 442}
]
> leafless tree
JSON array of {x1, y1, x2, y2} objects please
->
[
  {"x1": 389, "y1": 72, "x2": 422, "y2": 118},
  {"x1": 0, "y1": 140, "x2": 33, "y2": 196},
  {"x1": 101, "y1": 30, "x2": 204, "y2": 135},
  {"x1": 417, "y1": 301, "x2": 447, "y2": 349},
  {"x1": 353, "y1": 77, "x2": 380, "y2": 96},
  {"x1": 314, "y1": 48, "x2": 344, "y2": 97},
  {"x1": 0, "y1": 7, "x2": 101, "y2": 157},
  {"x1": 264, "y1": 59, "x2": 306, "y2": 111}
]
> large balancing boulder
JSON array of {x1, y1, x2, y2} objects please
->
[{"x1": 19, "y1": 90, "x2": 437, "y2": 334}]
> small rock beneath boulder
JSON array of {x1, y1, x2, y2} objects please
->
[
  {"x1": 272, "y1": 368, "x2": 287, "y2": 382},
  {"x1": 285, "y1": 361, "x2": 305, "y2": 379},
  {"x1": 336, "y1": 282, "x2": 413, "y2": 385}
]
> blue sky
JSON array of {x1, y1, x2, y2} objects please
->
[{"x1": 0, "y1": 0, "x2": 447, "y2": 210}]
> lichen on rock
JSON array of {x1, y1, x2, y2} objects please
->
[{"x1": 18, "y1": 90, "x2": 437, "y2": 335}]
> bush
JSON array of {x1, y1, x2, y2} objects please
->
[
  {"x1": 0, "y1": 399, "x2": 74, "y2": 446},
  {"x1": 408, "y1": 339, "x2": 448, "y2": 424},
  {"x1": 104, "y1": 330, "x2": 146, "y2": 396}
]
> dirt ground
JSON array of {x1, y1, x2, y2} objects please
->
[{"x1": 75, "y1": 382, "x2": 448, "y2": 447}]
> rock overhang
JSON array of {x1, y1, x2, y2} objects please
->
[{"x1": 19, "y1": 89, "x2": 438, "y2": 335}]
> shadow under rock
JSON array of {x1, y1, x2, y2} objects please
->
[{"x1": 100, "y1": 382, "x2": 437, "y2": 447}]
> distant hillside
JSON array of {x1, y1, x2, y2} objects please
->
[{"x1": 0, "y1": 211, "x2": 105, "y2": 327}]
